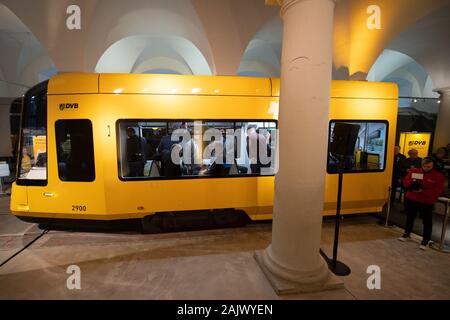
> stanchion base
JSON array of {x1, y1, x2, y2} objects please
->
[
  {"x1": 430, "y1": 243, "x2": 450, "y2": 253},
  {"x1": 326, "y1": 260, "x2": 351, "y2": 276},
  {"x1": 376, "y1": 220, "x2": 394, "y2": 228},
  {"x1": 319, "y1": 249, "x2": 351, "y2": 276}
]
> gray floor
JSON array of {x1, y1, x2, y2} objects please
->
[{"x1": 0, "y1": 196, "x2": 449, "y2": 300}]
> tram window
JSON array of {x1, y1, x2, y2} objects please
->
[
  {"x1": 55, "y1": 120, "x2": 95, "y2": 182},
  {"x1": 327, "y1": 120, "x2": 388, "y2": 173},
  {"x1": 17, "y1": 81, "x2": 48, "y2": 185},
  {"x1": 117, "y1": 119, "x2": 277, "y2": 180},
  {"x1": 118, "y1": 121, "x2": 166, "y2": 178}
]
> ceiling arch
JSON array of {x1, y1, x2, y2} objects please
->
[
  {"x1": 95, "y1": 36, "x2": 212, "y2": 75},
  {"x1": 388, "y1": 3, "x2": 450, "y2": 90},
  {"x1": 367, "y1": 49, "x2": 439, "y2": 98},
  {"x1": 237, "y1": 16, "x2": 282, "y2": 77},
  {"x1": 86, "y1": 0, "x2": 214, "y2": 74},
  {"x1": 0, "y1": 4, "x2": 56, "y2": 97}
]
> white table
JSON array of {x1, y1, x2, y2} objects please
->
[{"x1": 0, "y1": 162, "x2": 10, "y2": 195}]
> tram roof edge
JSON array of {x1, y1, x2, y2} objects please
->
[
  {"x1": 48, "y1": 73, "x2": 99, "y2": 95},
  {"x1": 47, "y1": 73, "x2": 398, "y2": 100},
  {"x1": 270, "y1": 78, "x2": 398, "y2": 100}
]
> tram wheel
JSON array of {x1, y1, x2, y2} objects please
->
[{"x1": 141, "y1": 214, "x2": 164, "y2": 234}]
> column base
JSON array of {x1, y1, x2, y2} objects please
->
[{"x1": 254, "y1": 250, "x2": 344, "y2": 295}]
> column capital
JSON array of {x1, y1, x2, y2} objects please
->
[
  {"x1": 434, "y1": 87, "x2": 450, "y2": 95},
  {"x1": 273, "y1": 0, "x2": 336, "y2": 18},
  {"x1": 266, "y1": 0, "x2": 336, "y2": 7}
]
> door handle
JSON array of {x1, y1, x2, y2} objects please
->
[{"x1": 43, "y1": 192, "x2": 55, "y2": 197}]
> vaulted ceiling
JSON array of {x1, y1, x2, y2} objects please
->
[{"x1": 1, "y1": 0, "x2": 449, "y2": 98}]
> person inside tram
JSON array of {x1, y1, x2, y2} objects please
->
[
  {"x1": 157, "y1": 123, "x2": 183, "y2": 156},
  {"x1": 61, "y1": 133, "x2": 71, "y2": 161},
  {"x1": 159, "y1": 144, "x2": 181, "y2": 177},
  {"x1": 157, "y1": 123, "x2": 184, "y2": 177},
  {"x1": 145, "y1": 129, "x2": 161, "y2": 160},
  {"x1": 246, "y1": 126, "x2": 269, "y2": 174},
  {"x1": 206, "y1": 135, "x2": 229, "y2": 176},
  {"x1": 36, "y1": 152, "x2": 47, "y2": 168},
  {"x1": 126, "y1": 127, "x2": 146, "y2": 177},
  {"x1": 21, "y1": 147, "x2": 32, "y2": 173},
  {"x1": 180, "y1": 128, "x2": 200, "y2": 176}
]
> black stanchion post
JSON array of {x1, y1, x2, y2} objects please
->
[
  {"x1": 320, "y1": 159, "x2": 351, "y2": 276},
  {"x1": 332, "y1": 169, "x2": 343, "y2": 268}
]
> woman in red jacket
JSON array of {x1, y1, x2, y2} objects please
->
[{"x1": 398, "y1": 157, "x2": 445, "y2": 249}]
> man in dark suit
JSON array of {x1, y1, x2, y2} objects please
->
[
  {"x1": 156, "y1": 125, "x2": 184, "y2": 177},
  {"x1": 126, "y1": 127, "x2": 146, "y2": 177},
  {"x1": 391, "y1": 145, "x2": 406, "y2": 204}
]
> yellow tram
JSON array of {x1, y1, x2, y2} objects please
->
[{"x1": 10, "y1": 73, "x2": 398, "y2": 230}]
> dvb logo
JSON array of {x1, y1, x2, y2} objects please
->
[
  {"x1": 408, "y1": 141, "x2": 426, "y2": 146},
  {"x1": 59, "y1": 103, "x2": 79, "y2": 111}
]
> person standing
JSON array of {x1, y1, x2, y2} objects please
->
[
  {"x1": 446, "y1": 143, "x2": 450, "y2": 189},
  {"x1": 391, "y1": 146, "x2": 406, "y2": 204},
  {"x1": 399, "y1": 157, "x2": 445, "y2": 249},
  {"x1": 246, "y1": 126, "x2": 269, "y2": 174},
  {"x1": 400, "y1": 149, "x2": 422, "y2": 178},
  {"x1": 400, "y1": 149, "x2": 423, "y2": 210},
  {"x1": 126, "y1": 127, "x2": 146, "y2": 177},
  {"x1": 431, "y1": 147, "x2": 447, "y2": 174}
]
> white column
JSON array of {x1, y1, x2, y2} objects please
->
[
  {"x1": 433, "y1": 88, "x2": 450, "y2": 151},
  {"x1": 258, "y1": 0, "x2": 336, "y2": 290}
]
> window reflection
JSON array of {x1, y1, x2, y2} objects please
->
[
  {"x1": 118, "y1": 120, "x2": 277, "y2": 179},
  {"x1": 18, "y1": 81, "x2": 48, "y2": 183},
  {"x1": 328, "y1": 121, "x2": 388, "y2": 173}
]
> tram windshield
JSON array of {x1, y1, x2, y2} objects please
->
[{"x1": 17, "y1": 81, "x2": 48, "y2": 185}]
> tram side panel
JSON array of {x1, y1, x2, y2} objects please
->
[{"x1": 99, "y1": 90, "x2": 397, "y2": 220}]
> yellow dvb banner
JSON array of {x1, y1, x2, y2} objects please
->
[
  {"x1": 32, "y1": 135, "x2": 46, "y2": 161},
  {"x1": 399, "y1": 132, "x2": 431, "y2": 158}
]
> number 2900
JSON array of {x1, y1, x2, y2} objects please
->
[{"x1": 72, "y1": 205, "x2": 87, "y2": 212}]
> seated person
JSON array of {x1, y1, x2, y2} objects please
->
[
  {"x1": 206, "y1": 139, "x2": 231, "y2": 176},
  {"x1": 180, "y1": 136, "x2": 201, "y2": 176},
  {"x1": 21, "y1": 147, "x2": 32, "y2": 172},
  {"x1": 160, "y1": 144, "x2": 182, "y2": 178},
  {"x1": 36, "y1": 152, "x2": 47, "y2": 167}
]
